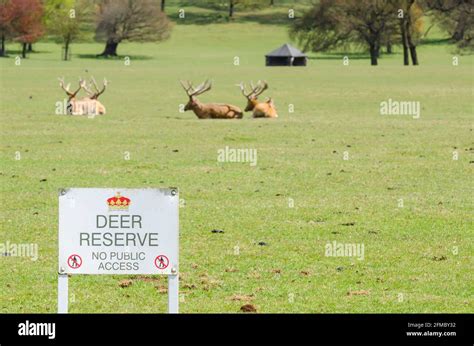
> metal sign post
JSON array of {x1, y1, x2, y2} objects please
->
[
  {"x1": 57, "y1": 273, "x2": 68, "y2": 313},
  {"x1": 168, "y1": 270, "x2": 179, "y2": 313},
  {"x1": 57, "y1": 188, "x2": 179, "y2": 314}
]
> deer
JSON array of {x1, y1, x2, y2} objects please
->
[
  {"x1": 82, "y1": 77, "x2": 108, "y2": 115},
  {"x1": 237, "y1": 80, "x2": 278, "y2": 118},
  {"x1": 180, "y1": 79, "x2": 243, "y2": 119},
  {"x1": 58, "y1": 77, "x2": 107, "y2": 116}
]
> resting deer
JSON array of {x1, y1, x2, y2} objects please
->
[
  {"x1": 237, "y1": 80, "x2": 278, "y2": 118},
  {"x1": 82, "y1": 77, "x2": 108, "y2": 115},
  {"x1": 58, "y1": 77, "x2": 107, "y2": 116},
  {"x1": 180, "y1": 79, "x2": 243, "y2": 119}
]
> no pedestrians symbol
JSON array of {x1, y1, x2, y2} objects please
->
[
  {"x1": 154, "y1": 255, "x2": 169, "y2": 269},
  {"x1": 67, "y1": 254, "x2": 82, "y2": 269}
]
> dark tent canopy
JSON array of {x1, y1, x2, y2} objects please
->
[{"x1": 265, "y1": 43, "x2": 307, "y2": 66}]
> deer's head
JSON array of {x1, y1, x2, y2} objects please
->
[
  {"x1": 180, "y1": 79, "x2": 212, "y2": 111},
  {"x1": 237, "y1": 81, "x2": 268, "y2": 111}
]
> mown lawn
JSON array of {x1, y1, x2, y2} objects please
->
[{"x1": 0, "y1": 4, "x2": 473, "y2": 313}]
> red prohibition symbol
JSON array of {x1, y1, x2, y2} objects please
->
[
  {"x1": 67, "y1": 254, "x2": 82, "y2": 269},
  {"x1": 154, "y1": 255, "x2": 169, "y2": 269}
]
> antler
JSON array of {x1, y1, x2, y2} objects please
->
[
  {"x1": 237, "y1": 82, "x2": 254, "y2": 98},
  {"x1": 58, "y1": 77, "x2": 72, "y2": 96},
  {"x1": 251, "y1": 80, "x2": 268, "y2": 97},
  {"x1": 81, "y1": 81, "x2": 94, "y2": 98},
  {"x1": 59, "y1": 77, "x2": 84, "y2": 99},
  {"x1": 194, "y1": 79, "x2": 212, "y2": 96},
  {"x1": 180, "y1": 80, "x2": 194, "y2": 96},
  {"x1": 180, "y1": 79, "x2": 212, "y2": 97},
  {"x1": 238, "y1": 81, "x2": 268, "y2": 99},
  {"x1": 89, "y1": 76, "x2": 108, "y2": 99}
]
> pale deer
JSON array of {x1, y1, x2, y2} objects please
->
[
  {"x1": 82, "y1": 77, "x2": 108, "y2": 115},
  {"x1": 180, "y1": 80, "x2": 243, "y2": 119},
  {"x1": 237, "y1": 80, "x2": 278, "y2": 118},
  {"x1": 58, "y1": 77, "x2": 107, "y2": 116}
]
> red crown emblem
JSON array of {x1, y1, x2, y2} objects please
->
[{"x1": 107, "y1": 192, "x2": 131, "y2": 211}]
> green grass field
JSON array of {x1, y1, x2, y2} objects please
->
[{"x1": 0, "y1": 3, "x2": 473, "y2": 313}]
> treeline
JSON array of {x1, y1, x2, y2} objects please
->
[
  {"x1": 0, "y1": 0, "x2": 282, "y2": 59},
  {"x1": 0, "y1": 0, "x2": 292, "y2": 60},
  {"x1": 176, "y1": 0, "x2": 285, "y2": 17},
  {"x1": 0, "y1": 0, "x2": 172, "y2": 59},
  {"x1": 290, "y1": 0, "x2": 473, "y2": 66},
  {"x1": 0, "y1": 0, "x2": 471, "y2": 63}
]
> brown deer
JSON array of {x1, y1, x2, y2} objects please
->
[
  {"x1": 237, "y1": 80, "x2": 278, "y2": 118},
  {"x1": 180, "y1": 80, "x2": 243, "y2": 119},
  {"x1": 58, "y1": 77, "x2": 107, "y2": 116}
]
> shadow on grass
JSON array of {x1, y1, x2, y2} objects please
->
[
  {"x1": 176, "y1": 0, "x2": 226, "y2": 11},
  {"x1": 169, "y1": 11, "x2": 229, "y2": 25},
  {"x1": 167, "y1": 3, "x2": 298, "y2": 26},
  {"x1": 309, "y1": 52, "x2": 372, "y2": 60},
  {"x1": 239, "y1": 12, "x2": 295, "y2": 26},
  {"x1": 77, "y1": 54, "x2": 153, "y2": 60},
  {"x1": 420, "y1": 38, "x2": 451, "y2": 45},
  {"x1": 170, "y1": 12, "x2": 296, "y2": 26},
  {"x1": 0, "y1": 49, "x2": 53, "y2": 56}
]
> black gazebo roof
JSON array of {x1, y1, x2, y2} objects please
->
[{"x1": 265, "y1": 43, "x2": 307, "y2": 58}]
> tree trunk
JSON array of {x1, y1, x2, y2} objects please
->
[
  {"x1": 451, "y1": 10, "x2": 466, "y2": 41},
  {"x1": 270, "y1": 0, "x2": 274, "y2": 5},
  {"x1": 22, "y1": 43, "x2": 27, "y2": 58},
  {"x1": 27, "y1": 43, "x2": 32, "y2": 52},
  {"x1": 452, "y1": 29, "x2": 464, "y2": 42},
  {"x1": 406, "y1": 21, "x2": 419, "y2": 65},
  {"x1": 0, "y1": 35, "x2": 5, "y2": 57},
  {"x1": 97, "y1": 40, "x2": 118, "y2": 57},
  {"x1": 229, "y1": 0, "x2": 234, "y2": 18},
  {"x1": 369, "y1": 43, "x2": 378, "y2": 66},
  {"x1": 405, "y1": 0, "x2": 418, "y2": 65},
  {"x1": 386, "y1": 41, "x2": 392, "y2": 54},
  {"x1": 64, "y1": 39, "x2": 70, "y2": 61},
  {"x1": 161, "y1": 0, "x2": 165, "y2": 12},
  {"x1": 408, "y1": 44, "x2": 418, "y2": 65},
  {"x1": 401, "y1": 21, "x2": 409, "y2": 66}
]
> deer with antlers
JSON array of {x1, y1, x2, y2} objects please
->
[
  {"x1": 180, "y1": 79, "x2": 243, "y2": 119},
  {"x1": 58, "y1": 77, "x2": 107, "y2": 116},
  {"x1": 237, "y1": 80, "x2": 278, "y2": 118}
]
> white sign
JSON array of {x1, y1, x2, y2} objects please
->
[{"x1": 58, "y1": 188, "x2": 179, "y2": 275}]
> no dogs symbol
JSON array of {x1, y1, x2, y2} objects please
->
[
  {"x1": 154, "y1": 255, "x2": 169, "y2": 269},
  {"x1": 67, "y1": 254, "x2": 82, "y2": 269}
]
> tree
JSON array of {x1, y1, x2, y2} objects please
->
[
  {"x1": 189, "y1": 0, "x2": 264, "y2": 18},
  {"x1": 381, "y1": 23, "x2": 397, "y2": 54},
  {"x1": 9, "y1": 0, "x2": 44, "y2": 58},
  {"x1": 291, "y1": 0, "x2": 398, "y2": 66},
  {"x1": 227, "y1": 0, "x2": 265, "y2": 18},
  {"x1": 398, "y1": 0, "x2": 424, "y2": 65},
  {"x1": 0, "y1": 0, "x2": 15, "y2": 56},
  {"x1": 424, "y1": 0, "x2": 473, "y2": 51},
  {"x1": 45, "y1": 0, "x2": 91, "y2": 60},
  {"x1": 229, "y1": 0, "x2": 235, "y2": 17},
  {"x1": 339, "y1": 0, "x2": 399, "y2": 65},
  {"x1": 161, "y1": 0, "x2": 165, "y2": 12},
  {"x1": 95, "y1": 0, "x2": 172, "y2": 57},
  {"x1": 290, "y1": 0, "x2": 352, "y2": 53}
]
